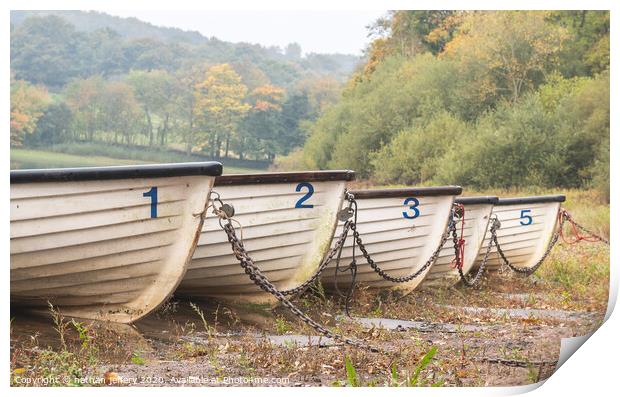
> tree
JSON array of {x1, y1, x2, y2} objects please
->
[
  {"x1": 100, "y1": 81, "x2": 142, "y2": 144},
  {"x1": 549, "y1": 11, "x2": 610, "y2": 77},
  {"x1": 126, "y1": 69, "x2": 176, "y2": 146},
  {"x1": 284, "y1": 43, "x2": 302, "y2": 60},
  {"x1": 239, "y1": 85, "x2": 285, "y2": 161},
  {"x1": 279, "y1": 92, "x2": 313, "y2": 151},
  {"x1": 10, "y1": 80, "x2": 49, "y2": 146},
  {"x1": 443, "y1": 11, "x2": 568, "y2": 103},
  {"x1": 10, "y1": 15, "x2": 82, "y2": 87},
  {"x1": 294, "y1": 77, "x2": 341, "y2": 115},
  {"x1": 363, "y1": 11, "x2": 460, "y2": 76},
  {"x1": 63, "y1": 76, "x2": 106, "y2": 142},
  {"x1": 177, "y1": 65, "x2": 206, "y2": 155},
  {"x1": 194, "y1": 64, "x2": 250, "y2": 158},
  {"x1": 26, "y1": 102, "x2": 72, "y2": 146}
]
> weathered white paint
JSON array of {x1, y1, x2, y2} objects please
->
[
  {"x1": 321, "y1": 194, "x2": 456, "y2": 294},
  {"x1": 421, "y1": 203, "x2": 494, "y2": 287},
  {"x1": 473, "y1": 202, "x2": 562, "y2": 271},
  {"x1": 11, "y1": 175, "x2": 215, "y2": 323},
  {"x1": 179, "y1": 180, "x2": 348, "y2": 304}
]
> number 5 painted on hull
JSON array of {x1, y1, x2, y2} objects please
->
[
  {"x1": 403, "y1": 197, "x2": 420, "y2": 219},
  {"x1": 295, "y1": 182, "x2": 314, "y2": 208},
  {"x1": 519, "y1": 209, "x2": 532, "y2": 225},
  {"x1": 143, "y1": 187, "x2": 158, "y2": 218}
]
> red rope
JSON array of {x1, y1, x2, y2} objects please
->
[
  {"x1": 558, "y1": 208, "x2": 602, "y2": 245},
  {"x1": 451, "y1": 203, "x2": 466, "y2": 270}
]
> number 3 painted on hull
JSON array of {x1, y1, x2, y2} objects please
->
[
  {"x1": 403, "y1": 197, "x2": 420, "y2": 219},
  {"x1": 295, "y1": 182, "x2": 314, "y2": 208}
]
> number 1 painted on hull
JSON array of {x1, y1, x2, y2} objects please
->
[{"x1": 143, "y1": 187, "x2": 158, "y2": 218}]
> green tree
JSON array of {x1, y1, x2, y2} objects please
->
[
  {"x1": 10, "y1": 15, "x2": 82, "y2": 87},
  {"x1": 239, "y1": 85, "x2": 285, "y2": 161},
  {"x1": 100, "y1": 81, "x2": 142, "y2": 144},
  {"x1": 63, "y1": 76, "x2": 106, "y2": 142},
  {"x1": 126, "y1": 69, "x2": 176, "y2": 146},
  {"x1": 26, "y1": 102, "x2": 72, "y2": 146},
  {"x1": 549, "y1": 11, "x2": 610, "y2": 77}
]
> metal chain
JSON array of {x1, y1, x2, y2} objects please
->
[
  {"x1": 457, "y1": 215, "x2": 501, "y2": 287},
  {"x1": 495, "y1": 211, "x2": 567, "y2": 275},
  {"x1": 562, "y1": 210, "x2": 610, "y2": 245},
  {"x1": 278, "y1": 192, "x2": 356, "y2": 296},
  {"x1": 332, "y1": 194, "x2": 359, "y2": 316},
  {"x1": 211, "y1": 195, "x2": 382, "y2": 353},
  {"x1": 352, "y1": 200, "x2": 457, "y2": 283},
  {"x1": 495, "y1": 207, "x2": 609, "y2": 275}
]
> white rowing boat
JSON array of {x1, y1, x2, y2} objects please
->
[
  {"x1": 321, "y1": 187, "x2": 461, "y2": 294},
  {"x1": 473, "y1": 195, "x2": 566, "y2": 271},
  {"x1": 421, "y1": 196, "x2": 498, "y2": 287},
  {"x1": 177, "y1": 171, "x2": 355, "y2": 304},
  {"x1": 10, "y1": 162, "x2": 222, "y2": 323}
]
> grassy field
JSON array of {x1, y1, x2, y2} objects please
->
[{"x1": 10, "y1": 148, "x2": 262, "y2": 174}]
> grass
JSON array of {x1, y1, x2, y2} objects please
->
[
  {"x1": 11, "y1": 148, "x2": 262, "y2": 174},
  {"x1": 11, "y1": 149, "x2": 148, "y2": 169}
]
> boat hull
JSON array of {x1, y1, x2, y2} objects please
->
[
  {"x1": 474, "y1": 200, "x2": 563, "y2": 272},
  {"x1": 421, "y1": 202, "x2": 495, "y2": 287},
  {"x1": 321, "y1": 188, "x2": 459, "y2": 294},
  {"x1": 179, "y1": 177, "x2": 350, "y2": 304},
  {"x1": 11, "y1": 174, "x2": 216, "y2": 323}
]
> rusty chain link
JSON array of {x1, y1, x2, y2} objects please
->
[
  {"x1": 562, "y1": 209, "x2": 610, "y2": 245},
  {"x1": 279, "y1": 192, "x2": 356, "y2": 296},
  {"x1": 210, "y1": 191, "x2": 382, "y2": 353},
  {"x1": 351, "y1": 197, "x2": 457, "y2": 284},
  {"x1": 495, "y1": 207, "x2": 609, "y2": 275},
  {"x1": 457, "y1": 215, "x2": 501, "y2": 287}
]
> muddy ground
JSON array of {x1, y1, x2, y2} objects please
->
[{"x1": 10, "y1": 241, "x2": 608, "y2": 388}]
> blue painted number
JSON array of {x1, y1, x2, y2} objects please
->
[
  {"x1": 519, "y1": 209, "x2": 532, "y2": 225},
  {"x1": 403, "y1": 197, "x2": 420, "y2": 219},
  {"x1": 143, "y1": 187, "x2": 158, "y2": 218},
  {"x1": 295, "y1": 182, "x2": 314, "y2": 208}
]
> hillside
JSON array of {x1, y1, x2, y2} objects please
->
[
  {"x1": 10, "y1": 10, "x2": 361, "y2": 86},
  {"x1": 11, "y1": 10, "x2": 208, "y2": 44}
]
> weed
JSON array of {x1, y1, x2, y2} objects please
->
[
  {"x1": 47, "y1": 302, "x2": 69, "y2": 349},
  {"x1": 70, "y1": 320, "x2": 99, "y2": 365},
  {"x1": 275, "y1": 317, "x2": 292, "y2": 335},
  {"x1": 344, "y1": 355, "x2": 359, "y2": 387},
  {"x1": 527, "y1": 364, "x2": 539, "y2": 384},
  {"x1": 190, "y1": 302, "x2": 216, "y2": 338},
  {"x1": 407, "y1": 345, "x2": 438, "y2": 387},
  {"x1": 130, "y1": 351, "x2": 146, "y2": 365}
]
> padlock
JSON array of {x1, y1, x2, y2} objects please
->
[
  {"x1": 220, "y1": 203, "x2": 235, "y2": 218},
  {"x1": 338, "y1": 207, "x2": 354, "y2": 221}
]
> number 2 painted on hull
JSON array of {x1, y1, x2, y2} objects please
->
[
  {"x1": 403, "y1": 197, "x2": 420, "y2": 219},
  {"x1": 143, "y1": 187, "x2": 158, "y2": 218},
  {"x1": 519, "y1": 209, "x2": 532, "y2": 225},
  {"x1": 295, "y1": 182, "x2": 314, "y2": 208}
]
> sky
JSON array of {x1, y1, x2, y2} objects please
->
[{"x1": 100, "y1": 10, "x2": 387, "y2": 55}]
